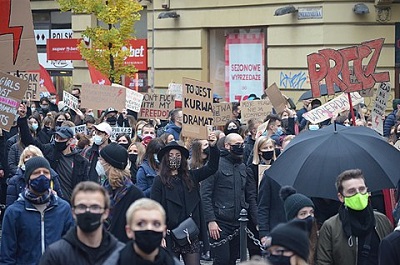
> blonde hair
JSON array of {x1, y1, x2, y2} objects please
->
[
  {"x1": 18, "y1": 145, "x2": 44, "y2": 167},
  {"x1": 128, "y1": 142, "x2": 145, "y2": 167},
  {"x1": 252, "y1": 136, "x2": 276, "y2": 165},
  {"x1": 103, "y1": 161, "x2": 131, "y2": 189},
  {"x1": 126, "y1": 198, "x2": 166, "y2": 227}
]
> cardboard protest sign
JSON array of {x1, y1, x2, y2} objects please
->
[
  {"x1": 9, "y1": 72, "x2": 40, "y2": 100},
  {"x1": 212, "y1": 102, "x2": 234, "y2": 126},
  {"x1": 265, "y1": 83, "x2": 287, "y2": 114},
  {"x1": 81, "y1": 83, "x2": 126, "y2": 111},
  {"x1": 63, "y1": 91, "x2": 79, "y2": 110},
  {"x1": 303, "y1": 92, "x2": 364, "y2": 124},
  {"x1": 182, "y1": 78, "x2": 213, "y2": 139},
  {"x1": 258, "y1": 165, "x2": 270, "y2": 188},
  {"x1": 126, "y1": 88, "x2": 144, "y2": 113},
  {"x1": 0, "y1": 0, "x2": 39, "y2": 72},
  {"x1": 307, "y1": 39, "x2": 390, "y2": 98},
  {"x1": 168, "y1": 83, "x2": 182, "y2": 101},
  {"x1": 0, "y1": 71, "x2": 29, "y2": 131},
  {"x1": 371, "y1": 82, "x2": 391, "y2": 135},
  {"x1": 139, "y1": 93, "x2": 175, "y2": 119},
  {"x1": 110, "y1": 127, "x2": 133, "y2": 141},
  {"x1": 72, "y1": 124, "x2": 87, "y2": 135},
  {"x1": 241, "y1": 99, "x2": 273, "y2": 124}
]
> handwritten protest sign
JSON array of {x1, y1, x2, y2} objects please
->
[
  {"x1": 63, "y1": 91, "x2": 79, "y2": 110},
  {"x1": 241, "y1": 100, "x2": 273, "y2": 124},
  {"x1": 0, "y1": 71, "x2": 29, "y2": 131},
  {"x1": 266, "y1": 83, "x2": 287, "y2": 114},
  {"x1": 110, "y1": 127, "x2": 133, "y2": 141},
  {"x1": 213, "y1": 102, "x2": 234, "y2": 126},
  {"x1": 168, "y1": 83, "x2": 182, "y2": 101},
  {"x1": 258, "y1": 165, "x2": 271, "y2": 188},
  {"x1": 0, "y1": 0, "x2": 39, "y2": 72},
  {"x1": 371, "y1": 82, "x2": 391, "y2": 135},
  {"x1": 72, "y1": 124, "x2": 87, "y2": 135},
  {"x1": 139, "y1": 93, "x2": 175, "y2": 119},
  {"x1": 182, "y1": 78, "x2": 213, "y2": 139},
  {"x1": 126, "y1": 88, "x2": 144, "y2": 112},
  {"x1": 307, "y1": 39, "x2": 390, "y2": 97},
  {"x1": 303, "y1": 92, "x2": 364, "y2": 124},
  {"x1": 81, "y1": 83, "x2": 126, "y2": 111},
  {"x1": 10, "y1": 72, "x2": 40, "y2": 100}
]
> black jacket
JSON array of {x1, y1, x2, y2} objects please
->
[
  {"x1": 151, "y1": 145, "x2": 220, "y2": 243},
  {"x1": 201, "y1": 150, "x2": 248, "y2": 227},
  {"x1": 39, "y1": 227, "x2": 124, "y2": 265}
]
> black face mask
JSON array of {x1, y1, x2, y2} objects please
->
[
  {"x1": 129, "y1": 154, "x2": 138, "y2": 163},
  {"x1": 261, "y1": 151, "x2": 274, "y2": 161},
  {"x1": 106, "y1": 116, "x2": 117, "y2": 125},
  {"x1": 396, "y1": 132, "x2": 400, "y2": 139},
  {"x1": 76, "y1": 212, "x2": 103, "y2": 233},
  {"x1": 119, "y1": 143, "x2": 129, "y2": 150},
  {"x1": 134, "y1": 230, "x2": 164, "y2": 254},
  {"x1": 226, "y1": 128, "x2": 239, "y2": 135},
  {"x1": 237, "y1": 112, "x2": 241, "y2": 119},
  {"x1": 230, "y1": 144, "x2": 244, "y2": 156},
  {"x1": 202, "y1": 146, "x2": 210, "y2": 156},
  {"x1": 54, "y1": 140, "x2": 69, "y2": 151},
  {"x1": 304, "y1": 215, "x2": 315, "y2": 234},
  {"x1": 268, "y1": 254, "x2": 292, "y2": 265},
  {"x1": 281, "y1": 118, "x2": 289, "y2": 129},
  {"x1": 56, "y1": 121, "x2": 63, "y2": 127}
]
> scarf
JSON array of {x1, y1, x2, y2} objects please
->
[
  {"x1": 23, "y1": 188, "x2": 51, "y2": 205},
  {"x1": 338, "y1": 203, "x2": 375, "y2": 238},
  {"x1": 104, "y1": 177, "x2": 132, "y2": 227}
]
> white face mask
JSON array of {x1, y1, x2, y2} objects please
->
[
  {"x1": 50, "y1": 99, "x2": 57, "y2": 104},
  {"x1": 95, "y1": 161, "x2": 106, "y2": 177},
  {"x1": 309, "y1": 124, "x2": 319, "y2": 131},
  {"x1": 93, "y1": 135, "x2": 103, "y2": 146}
]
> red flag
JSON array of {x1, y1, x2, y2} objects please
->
[
  {"x1": 88, "y1": 64, "x2": 111, "y2": 85},
  {"x1": 39, "y1": 64, "x2": 56, "y2": 94}
]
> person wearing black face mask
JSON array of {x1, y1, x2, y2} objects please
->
[
  {"x1": 17, "y1": 103, "x2": 90, "y2": 203},
  {"x1": 118, "y1": 198, "x2": 181, "y2": 265},
  {"x1": 1, "y1": 157, "x2": 74, "y2": 265},
  {"x1": 223, "y1": 119, "x2": 241, "y2": 136},
  {"x1": 103, "y1": 107, "x2": 119, "y2": 126},
  {"x1": 39, "y1": 181, "x2": 125, "y2": 265},
  {"x1": 201, "y1": 133, "x2": 247, "y2": 265}
]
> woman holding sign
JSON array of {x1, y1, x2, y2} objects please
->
[{"x1": 151, "y1": 132, "x2": 219, "y2": 265}]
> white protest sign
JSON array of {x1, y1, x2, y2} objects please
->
[
  {"x1": 126, "y1": 88, "x2": 144, "y2": 112},
  {"x1": 371, "y1": 82, "x2": 391, "y2": 135},
  {"x1": 168, "y1": 83, "x2": 183, "y2": 101},
  {"x1": 72, "y1": 124, "x2": 87, "y2": 135},
  {"x1": 303, "y1": 92, "x2": 364, "y2": 124},
  {"x1": 111, "y1": 127, "x2": 133, "y2": 141},
  {"x1": 63, "y1": 91, "x2": 79, "y2": 110}
]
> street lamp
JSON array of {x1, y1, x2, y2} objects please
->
[
  {"x1": 274, "y1": 5, "x2": 297, "y2": 16},
  {"x1": 158, "y1": 11, "x2": 180, "y2": 19}
]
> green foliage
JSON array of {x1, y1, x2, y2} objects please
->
[{"x1": 57, "y1": 0, "x2": 143, "y2": 82}]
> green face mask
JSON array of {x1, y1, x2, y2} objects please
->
[{"x1": 344, "y1": 192, "x2": 369, "y2": 211}]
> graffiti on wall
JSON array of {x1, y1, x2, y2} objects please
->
[{"x1": 280, "y1": 71, "x2": 307, "y2": 89}]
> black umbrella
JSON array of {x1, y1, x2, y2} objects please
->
[
  {"x1": 298, "y1": 84, "x2": 342, "y2": 101},
  {"x1": 267, "y1": 124, "x2": 400, "y2": 200}
]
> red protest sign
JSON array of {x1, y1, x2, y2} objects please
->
[
  {"x1": 307, "y1": 38, "x2": 390, "y2": 98},
  {"x1": 46, "y1": 39, "x2": 82, "y2": 60}
]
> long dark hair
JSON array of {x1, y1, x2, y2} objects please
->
[
  {"x1": 143, "y1": 138, "x2": 165, "y2": 170},
  {"x1": 159, "y1": 152, "x2": 194, "y2": 192}
]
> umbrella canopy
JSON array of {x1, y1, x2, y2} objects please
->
[
  {"x1": 267, "y1": 124, "x2": 400, "y2": 200},
  {"x1": 298, "y1": 84, "x2": 342, "y2": 101}
]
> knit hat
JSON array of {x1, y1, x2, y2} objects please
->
[
  {"x1": 269, "y1": 219, "x2": 310, "y2": 261},
  {"x1": 393, "y1": 99, "x2": 400, "y2": 110},
  {"x1": 280, "y1": 186, "x2": 314, "y2": 220},
  {"x1": 24, "y1": 156, "x2": 51, "y2": 182},
  {"x1": 100, "y1": 142, "x2": 128, "y2": 169}
]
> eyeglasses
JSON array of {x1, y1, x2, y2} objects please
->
[{"x1": 73, "y1": 204, "x2": 105, "y2": 214}]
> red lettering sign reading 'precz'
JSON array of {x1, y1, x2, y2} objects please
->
[
  {"x1": 307, "y1": 38, "x2": 390, "y2": 98},
  {"x1": 46, "y1": 38, "x2": 82, "y2": 60}
]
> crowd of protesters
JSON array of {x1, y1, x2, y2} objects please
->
[{"x1": 0, "y1": 88, "x2": 399, "y2": 265}]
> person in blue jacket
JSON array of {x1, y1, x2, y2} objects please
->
[{"x1": 0, "y1": 156, "x2": 75, "y2": 265}]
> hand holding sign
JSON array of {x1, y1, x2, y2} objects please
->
[
  {"x1": 18, "y1": 102, "x2": 27, "y2": 118},
  {"x1": 208, "y1": 130, "x2": 217, "y2": 147}
]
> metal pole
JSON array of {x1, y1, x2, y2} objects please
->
[
  {"x1": 151, "y1": 2, "x2": 155, "y2": 91},
  {"x1": 239, "y1": 208, "x2": 249, "y2": 262}
]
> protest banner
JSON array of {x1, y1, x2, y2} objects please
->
[
  {"x1": 303, "y1": 92, "x2": 364, "y2": 124},
  {"x1": 0, "y1": 0, "x2": 39, "y2": 72},
  {"x1": 110, "y1": 127, "x2": 133, "y2": 141},
  {"x1": 371, "y1": 82, "x2": 391, "y2": 135},
  {"x1": 0, "y1": 71, "x2": 29, "y2": 131},
  {"x1": 63, "y1": 91, "x2": 79, "y2": 110},
  {"x1": 139, "y1": 93, "x2": 175, "y2": 119},
  {"x1": 212, "y1": 102, "x2": 234, "y2": 126},
  {"x1": 72, "y1": 124, "x2": 87, "y2": 135},
  {"x1": 265, "y1": 83, "x2": 287, "y2": 114},
  {"x1": 241, "y1": 99, "x2": 273, "y2": 124},
  {"x1": 307, "y1": 38, "x2": 390, "y2": 98},
  {"x1": 258, "y1": 165, "x2": 270, "y2": 188},
  {"x1": 9, "y1": 72, "x2": 40, "y2": 100},
  {"x1": 125, "y1": 88, "x2": 144, "y2": 113},
  {"x1": 167, "y1": 83, "x2": 183, "y2": 101},
  {"x1": 81, "y1": 83, "x2": 126, "y2": 111},
  {"x1": 182, "y1": 78, "x2": 213, "y2": 139}
]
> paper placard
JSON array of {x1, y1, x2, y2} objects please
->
[
  {"x1": 182, "y1": 78, "x2": 213, "y2": 139},
  {"x1": 372, "y1": 82, "x2": 391, "y2": 135},
  {"x1": 81, "y1": 83, "x2": 126, "y2": 111},
  {"x1": 111, "y1": 127, "x2": 133, "y2": 141},
  {"x1": 139, "y1": 93, "x2": 175, "y2": 119},
  {"x1": 63, "y1": 91, "x2": 79, "y2": 110},
  {"x1": 303, "y1": 92, "x2": 364, "y2": 124},
  {"x1": 241, "y1": 100, "x2": 273, "y2": 124},
  {"x1": 126, "y1": 88, "x2": 144, "y2": 113},
  {"x1": 212, "y1": 102, "x2": 234, "y2": 126},
  {"x1": 72, "y1": 124, "x2": 87, "y2": 135},
  {"x1": 0, "y1": 71, "x2": 29, "y2": 131},
  {"x1": 168, "y1": 83, "x2": 182, "y2": 101},
  {"x1": 258, "y1": 165, "x2": 271, "y2": 188},
  {"x1": 9, "y1": 72, "x2": 40, "y2": 101},
  {"x1": 266, "y1": 83, "x2": 287, "y2": 114}
]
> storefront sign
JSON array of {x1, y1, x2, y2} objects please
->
[
  {"x1": 123, "y1": 39, "x2": 148, "y2": 71},
  {"x1": 46, "y1": 38, "x2": 82, "y2": 60}
]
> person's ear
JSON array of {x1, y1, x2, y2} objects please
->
[
  {"x1": 125, "y1": 225, "x2": 134, "y2": 239},
  {"x1": 102, "y1": 208, "x2": 110, "y2": 221},
  {"x1": 337, "y1": 192, "x2": 344, "y2": 203}
]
